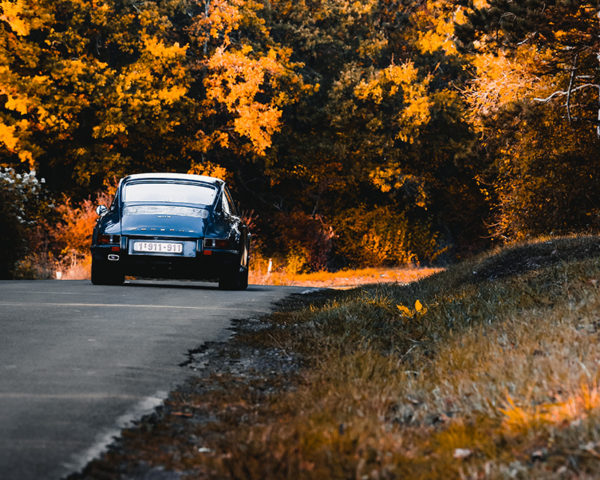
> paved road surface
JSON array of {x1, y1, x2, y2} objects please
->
[{"x1": 0, "y1": 279, "x2": 301, "y2": 480}]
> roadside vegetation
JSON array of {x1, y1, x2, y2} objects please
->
[
  {"x1": 0, "y1": 167, "x2": 439, "y2": 284},
  {"x1": 249, "y1": 265, "x2": 441, "y2": 288},
  {"x1": 73, "y1": 235, "x2": 600, "y2": 479},
  {"x1": 4, "y1": 2, "x2": 600, "y2": 279}
]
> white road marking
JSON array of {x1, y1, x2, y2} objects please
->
[
  {"x1": 5, "y1": 290, "x2": 109, "y2": 296},
  {"x1": 0, "y1": 302, "x2": 268, "y2": 312},
  {"x1": 62, "y1": 391, "x2": 168, "y2": 474},
  {"x1": 0, "y1": 393, "x2": 140, "y2": 400}
]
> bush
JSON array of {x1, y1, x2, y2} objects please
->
[
  {"x1": 487, "y1": 106, "x2": 600, "y2": 241},
  {"x1": 261, "y1": 211, "x2": 336, "y2": 273},
  {"x1": 0, "y1": 168, "x2": 47, "y2": 278},
  {"x1": 333, "y1": 205, "x2": 441, "y2": 267},
  {"x1": 49, "y1": 191, "x2": 113, "y2": 279}
]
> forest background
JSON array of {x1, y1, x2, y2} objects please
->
[{"x1": 2, "y1": 0, "x2": 600, "y2": 279}]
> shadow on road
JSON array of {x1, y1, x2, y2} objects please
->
[{"x1": 122, "y1": 280, "x2": 270, "y2": 292}]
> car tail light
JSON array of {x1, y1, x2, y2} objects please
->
[
  {"x1": 203, "y1": 238, "x2": 230, "y2": 249},
  {"x1": 98, "y1": 234, "x2": 121, "y2": 245}
]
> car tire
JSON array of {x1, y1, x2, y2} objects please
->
[
  {"x1": 91, "y1": 259, "x2": 124, "y2": 285},
  {"x1": 219, "y1": 243, "x2": 249, "y2": 290},
  {"x1": 218, "y1": 264, "x2": 248, "y2": 290}
]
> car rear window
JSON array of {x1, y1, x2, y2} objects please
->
[{"x1": 123, "y1": 182, "x2": 217, "y2": 205}]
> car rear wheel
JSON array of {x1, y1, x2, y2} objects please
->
[
  {"x1": 91, "y1": 259, "x2": 124, "y2": 285},
  {"x1": 218, "y1": 243, "x2": 249, "y2": 290}
]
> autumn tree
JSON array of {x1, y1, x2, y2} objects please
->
[
  {"x1": 458, "y1": 0, "x2": 600, "y2": 132},
  {"x1": 254, "y1": 0, "x2": 490, "y2": 263},
  {"x1": 0, "y1": 0, "x2": 536, "y2": 271},
  {"x1": 0, "y1": 0, "x2": 197, "y2": 193},
  {"x1": 456, "y1": 0, "x2": 600, "y2": 240},
  {"x1": 0, "y1": 0, "x2": 304, "y2": 191}
]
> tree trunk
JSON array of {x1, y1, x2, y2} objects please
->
[
  {"x1": 204, "y1": 0, "x2": 210, "y2": 56},
  {"x1": 597, "y1": 8, "x2": 600, "y2": 138}
]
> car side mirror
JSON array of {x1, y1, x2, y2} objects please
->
[{"x1": 96, "y1": 205, "x2": 108, "y2": 216}]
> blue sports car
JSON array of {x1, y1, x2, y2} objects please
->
[{"x1": 90, "y1": 173, "x2": 250, "y2": 289}]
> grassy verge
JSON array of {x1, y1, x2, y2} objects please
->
[
  {"x1": 249, "y1": 266, "x2": 441, "y2": 288},
  {"x1": 73, "y1": 236, "x2": 600, "y2": 479}
]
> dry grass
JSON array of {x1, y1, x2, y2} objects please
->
[
  {"x1": 249, "y1": 265, "x2": 441, "y2": 288},
  {"x1": 74, "y1": 235, "x2": 600, "y2": 479},
  {"x1": 51, "y1": 251, "x2": 439, "y2": 287},
  {"x1": 223, "y1": 235, "x2": 600, "y2": 478}
]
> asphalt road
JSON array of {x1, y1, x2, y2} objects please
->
[{"x1": 0, "y1": 279, "x2": 301, "y2": 480}]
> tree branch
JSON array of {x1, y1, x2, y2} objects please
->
[
  {"x1": 534, "y1": 83, "x2": 600, "y2": 103},
  {"x1": 566, "y1": 53, "x2": 578, "y2": 122}
]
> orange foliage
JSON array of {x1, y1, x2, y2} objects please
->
[
  {"x1": 501, "y1": 382, "x2": 600, "y2": 434},
  {"x1": 50, "y1": 191, "x2": 113, "y2": 279},
  {"x1": 187, "y1": 160, "x2": 230, "y2": 181},
  {"x1": 203, "y1": 46, "x2": 289, "y2": 155}
]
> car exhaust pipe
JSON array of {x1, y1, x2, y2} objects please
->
[{"x1": 107, "y1": 254, "x2": 120, "y2": 262}]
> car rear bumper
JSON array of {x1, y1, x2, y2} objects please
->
[{"x1": 91, "y1": 245, "x2": 240, "y2": 281}]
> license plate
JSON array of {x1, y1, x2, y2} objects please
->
[{"x1": 133, "y1": 241, "x2": 183, "y2": 254}]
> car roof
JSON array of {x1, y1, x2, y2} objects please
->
[{"x1": 123, "y1": 173, "x2": 224, "y2": 186}]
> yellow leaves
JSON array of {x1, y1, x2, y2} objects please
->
[
  {"x1": 415, "y1": 300, "x2": 424, "y2": 312},
  {"x1": 355, "y1": 63, "x2": 420, "y2": 102},
  {"x1": 411, "y1": 0, "x2": 485, "y2": 56},
  {"x1": 191, "y1": 0, "x2": 242, "y2": 47},
  {"x1": 385, "y1": 63, "x2": 420, "y2": 89},
  {"x1": 93, "y1": 123, "x2": 127, "y2": 138},
  {"x1": 416, "y1": 17, "x2": 456, "y2": 55},
  {"x1": 412, "y1": 1, "x2": 472, "y2": 55},
  {"x1": 397, "y1": 300, "x2": 428, "y2": 319},
  {"x1": 369, "y1": 166, "x2": 399, "y2": 193},
  {"x1": 347, "y1": 0, "x2": 377, "y2": 16},
  {"x1": 143, "y1": 35, "x2": 188, "y2": 60},
  {"x1": 188, "y1": 161, "x2": 230, "y2": 181},
  {"x1": 466, "y1": 46, "x2": 547, "y2": 126},
  {"x1": 0, "y1": 121, "x2": 18, "y2": 150},
  {"x1": 204, "y1": 45, "x2": 293, "y2": 155},
  {"x1": 0, "y1": 120, "x2": 34, "y2": 167},
  {"x1": 157, "y1": 85, "x2": 188, "y2": 104},
  {"x1": 1, "y1": 0, "x2": 32, "y2": 36},
  {"x1": 400, "y1": 95, "x2": 432, "y2": 136},
  {"x1": 62, "y1": 59, "x2": 87, "y2": 78},
  {"x1": 18, "y1": 149, "x2": 33, "y2": 168},
  {"x1": 369, "y1": 166, "x2": 430, "y2": 209},
  {"x1": 0, "y1": 0, "x2": 51, "y2": 37},
  {"x1": 396, "y1": 304, "x2": 412, "y2": 316},
  {"x1": 112, "y1": 38, "x2": 189, "y2": 117},
  {"x1": 354, "y1": 62, "x2": 432, "y2": 143},
  {"x1": 4, "y1": 94, "x2": 29, "y2": 115},
  {"x1": 233, "y1": 104, "x2": 282, "y2": 155}
]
